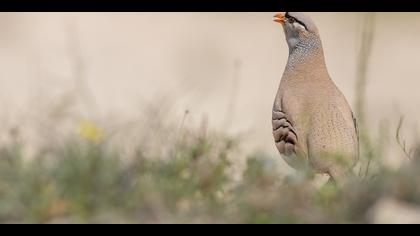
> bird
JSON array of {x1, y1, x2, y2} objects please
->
[{"x1": 272, "y1": 12, "x2": 359, "y2": 186}]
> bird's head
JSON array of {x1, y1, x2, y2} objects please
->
[{"x1": 274, "y1": 12, "x2": 320, "y2": 52}]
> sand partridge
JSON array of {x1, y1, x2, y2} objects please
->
[{"x1": 272, "y1": 12, "x2": 359, "y2": 185}]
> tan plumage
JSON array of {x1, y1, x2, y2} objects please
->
[{"x1": 272, "y1": 12, "x2": 359, "y2": 185}]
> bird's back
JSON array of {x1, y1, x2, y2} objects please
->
[{"x1": 304, "y1": 82, "x2": 359, "y2": 174}]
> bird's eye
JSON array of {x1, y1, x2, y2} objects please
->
[{"x1": 290, "y1": 17, "x2": 308, "y2": 31}]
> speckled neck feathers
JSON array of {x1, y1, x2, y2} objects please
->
[{"x1": 285, "y1": 35, "x2": 327, "y2": 73}]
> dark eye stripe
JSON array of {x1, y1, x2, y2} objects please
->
[
  {"x1": 293, "y1": 18, "x2": 308, "y2": 30},
  {"x1": 285, "y1": 13, "x2": 308, "y2": 31}
]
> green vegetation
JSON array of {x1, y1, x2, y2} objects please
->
[{"x1": 0, "y1": 121, "x2": 419, "y2": 223}]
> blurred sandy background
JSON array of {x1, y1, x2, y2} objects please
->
[{"x1": 0, "y1": 12, "x2": 418, "y2": 170}]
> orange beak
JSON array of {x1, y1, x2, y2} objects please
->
[{"x1": 274, "y1": 13, "x2": 286, "y2": 25}]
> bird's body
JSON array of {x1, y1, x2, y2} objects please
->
[{"x1": 272, "y1": 12, "x2": 359, "y2": 184}]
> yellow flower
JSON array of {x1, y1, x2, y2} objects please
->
[{"x1": 77, "y1": 120, "x2": 105, "y2": 144}]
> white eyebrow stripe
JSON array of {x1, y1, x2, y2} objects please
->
[{"x1": 293, "y1": 22, "x2": 306, "y2": 31}]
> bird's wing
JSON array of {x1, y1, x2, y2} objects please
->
[{"x1": 272, "y1": 98, "x2": 298, "y2": 157}]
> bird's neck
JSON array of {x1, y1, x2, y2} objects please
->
[{"x1": 285, "y1": 39, "x2": 328, "y2": 76}]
